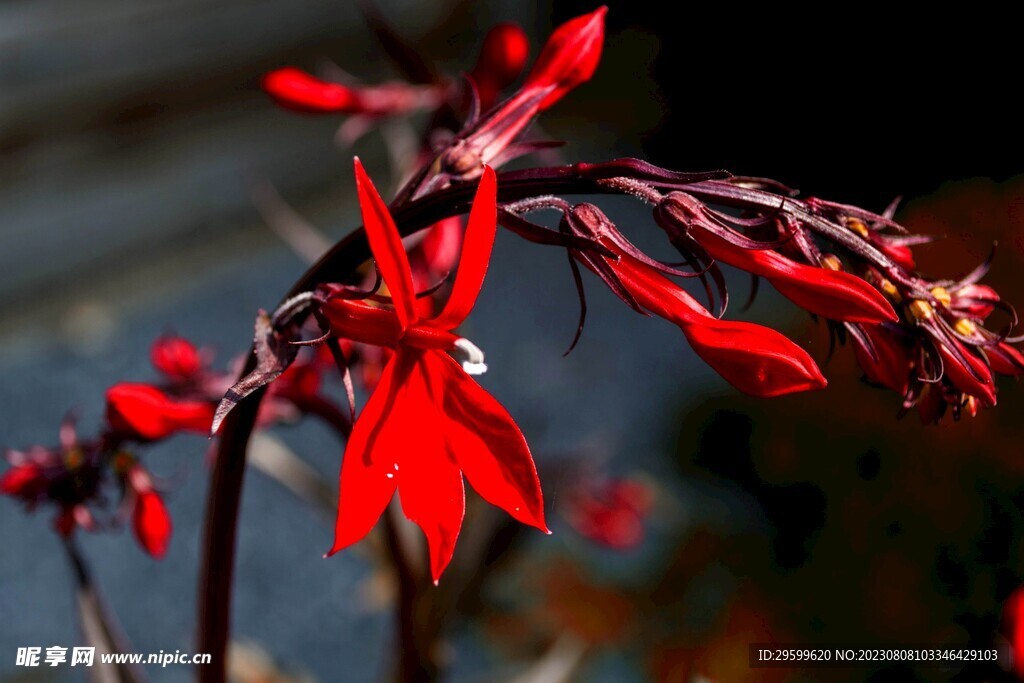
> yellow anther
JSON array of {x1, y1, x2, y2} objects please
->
[
  {"x1": 879, "y1": 278, "x2": 901, "y2": 302},
  {"x1": 111, "y1": 451, "x2": 136, "y2": 475},
  {"x1": 930, "y1": 286, "x2": 951, "y2": 307},
  {"x1": 820, "y1": 254, "x2": 843, "y2": 271},
  {"x1": 846, "y1": 217, "x2": 869, "y2": 238},
  {"x1": 963, "y1": 395, "x2": 978, "y2": 418},
  {"x1": 909, "y1": 299, "x2": 934, "y2": 321},
  {"x1": 64, "y1": 447, "x2": 84, "y2": 470},
  {"x1": 955, "y1": 318, "x2": 978, "y2": 336}
]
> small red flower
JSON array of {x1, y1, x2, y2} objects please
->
[
  {"x1": 439, "y1": 7, "x2": 607, "y2": 181},
  {"x1": 106, "y1": 383, "x2": 215, "y2": 441},
  {"x1": 522, "y1": 6, "x2": 606, "y2": 110},
  {"x1": 564, "y1": 478, "x2": 652, "y2": 550},
  {"x1": 150, "y1": 335, "x2": 203, "y2": 380},
  {"x1": 470, "y1": 23, "x2": 530, "y2": 110},
  {"x1": 320, "y1": 159, "x2": 547, "y2": 582}
]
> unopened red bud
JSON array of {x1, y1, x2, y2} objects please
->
[
  {"x1": 263, "y1": 68, "x2": 358, "y2": 113},
  {"x1": 523, "y1": 7, "x2": 607, "y2": 110},
  {"x1": 472, "y1": 23, "x2": 530, "y2": 109}
]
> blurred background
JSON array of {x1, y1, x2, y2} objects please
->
[{"x1": 1, "y1": 1, "x2": 1022, "y2": 681}]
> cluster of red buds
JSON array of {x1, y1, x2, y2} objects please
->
[
  {"x1": 2, "y1": 335, "x2": 338, "y2": 557},
  {"x1": 198, "y1": 6, "x2": 1020, "y2": 585}
]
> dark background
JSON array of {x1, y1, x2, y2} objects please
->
[{"x1": 2, "y1": 2, "x2": 1022, "y2": 682}]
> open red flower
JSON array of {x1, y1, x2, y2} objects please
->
[{"x1": 320, "y1": 159, "x2": 547, "y2": 582}]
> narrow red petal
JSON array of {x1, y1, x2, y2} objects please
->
[
  {"x1": 419, "y1": 351, "x2": 548, "y2": 533},
  {"x1": 524, "y1": 7, "x2": 607, "y2": 110},
  {"x1": 682, "y1": 317, "x2": 828, "y2": 397},
  {"x1": 353, "y1": 158, "x2": 418, "y2": 330},
  {"x1": 263, "y1": 68, "x2": 358, "y2": 113},
  {"x1": 433, "y1": 166, "x2": 498, "y2": 329},
  {"x1": 395, "y1": 353, "x2": 465, "y2": 583},
  {"x1": 937, "y1": 340, "x2": 997, "y2": 406},
  {"x1": 133, "y1": 490, "x2": 172, "y2": 559},
  {"x1": 328, "y1": 352, "x2": 410, "y2": 555}
]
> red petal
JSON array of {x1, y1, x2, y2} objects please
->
[
  {"x1": 328, "y1": 351, "x2": 411, "y2": 556},
  {"x1": 133, "y1": 490, "x2": 172, "y2": 559},
  {"x1": 419, "y1": 351, "x2": 547, "y2": 533},
  {"x1": 524, "y1": 7, "x2": 606, "y2": 110},
  {"x1": 471, "y1": 23, "x2": 530, "y2": 109},
  {"x1": 0, "y1": 463, "x2": 44, "y2": 497},
  {"x1": 692, "y1": 226, "x2": 897, "y2": 324},
  {"x1": 988, "y1": 342, "x2": 1024, "y2": 377},
  {"x1": 682, "y1": 317, "x2": 828, "y2": 397},
  {"x1": 263, "y1": 68, "x2": 358, "y2": 113},
  {"x1": 421, "y1": 216, "x2": 464, "y2": 278},
  {"x1": 394, "y1": 352, "x2": 465, "y2": 583},
  {"x1": 106, "y1": 383, "x2": 214, "y2": 441},
  {"x1": 150, "y1": 335, "x2": 202, "y2": 379},
  {"x1": 433, "y1": 166, "x2": 498, "y2": 329},
  {"x1": 937, "y1": 339, "x2": 997, "y2": 406},
  {"x1": 353, "y1": 158, "x2": 418, "y2": 330},
  {"x1": 850, "y1": 324, "x2": 911, "y2": 394}
]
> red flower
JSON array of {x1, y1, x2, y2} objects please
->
[
  {"x1": 566, "y1": 204, "x2": 826, "y2": 397},
  {"x1": 564, "y1": 478, "x2": 652, "y2": 550},
  {"x1": 439, "y1": 7, "x2": 606, "y2": 181},
  {"x1": 470, "y1": 22, "x2": 530, "y2": 110},
  {"x1": 657, "y1": 192, "x2": 897, "y2": 324},
  {"x1": 522, "y1": 6, "x2": 606, "y2": 110},
  {"x1": 150, "y1": 335, "x2": 203, "y2": 380},
  {"x1": 106, "y1": 383, "x2": 215, "y2": 441},
  {"x1": 320, "y1": 159, "x2": 547, "y2": 582}
]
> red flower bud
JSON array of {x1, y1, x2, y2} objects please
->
[
  {"x1": 263, "y1": 68, "x2": 358, "y2": 113},
  {"x1": 524, "y1": 7, "x2": 607, "y2": 110},
  {"x1": 133, "y1": 490, "x2": 172, "y2": 559},
  {"x1": 603, "y1": 241, "x2": 827, "y2": 397},
  {"x1": 150, "y1": 335, "x2": 202, "y2": 379},
  {"x1": 471, "y1": 23, "x2": 530, "y2": 109},
  {"x1": 106, "y1": 383, "x2": 215, "y2": 441}
]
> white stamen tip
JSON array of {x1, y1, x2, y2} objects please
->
[{"x1": 454, "y1": 338, "x2": 488, "y2": 375}]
